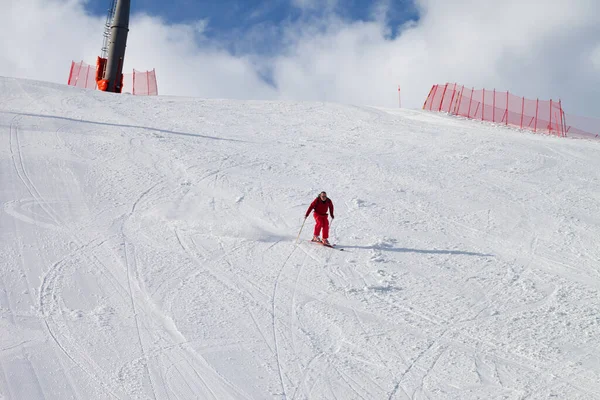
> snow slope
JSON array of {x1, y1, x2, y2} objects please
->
[{"x1": 1, "y1": 76, "x2": 600, "y2": 400}]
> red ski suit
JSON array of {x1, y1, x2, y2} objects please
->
[{"x1": 305, "y1": 197, "x2": 334, "y2": 239}]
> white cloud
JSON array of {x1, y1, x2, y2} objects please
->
[
  {"x1": 0, "y1": 0, "x2": 101, "y2": 83},
  {"x1": 1, "y1": 0, "x2": 599, "y2": 116},
  {"x1": 124, "y1": 14, "x2": 277, "y2": 99}
]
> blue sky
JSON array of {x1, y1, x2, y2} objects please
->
[{"x1": 86, "y1": 0, "x2": 419, "y2": 54}]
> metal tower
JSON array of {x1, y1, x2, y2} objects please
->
[
  {"x1": 103, "y1": 0, "x2": 131, "y2": 93},
  {"x1": 69, "y1": 0, "x2": 157, "y2": 95},
  {"x1": 101, "y1": 0, "x2": 118, "y2": 58}
]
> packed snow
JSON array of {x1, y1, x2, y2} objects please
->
[{"x1": 1, "y1": 76, "x2": 600, "y2": 399}]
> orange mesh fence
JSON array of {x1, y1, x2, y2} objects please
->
[
  {"x1": 423, "y1": 83, "x2": 566, "y2": 137},
  {"x1": 132, "y1": 69, "x2": 158, "y2": 96},
  {"x1": 67, "y1": 61, "x2": 97, "y2": 90},
  {"x1": 67, "y1": 61, "x2": 158, "y2": 96}
]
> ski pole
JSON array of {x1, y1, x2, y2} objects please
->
[{"x1": 296, "y1": 217, "x2": 307, "y2": 244}]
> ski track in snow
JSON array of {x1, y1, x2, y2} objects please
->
[{"x1": 1, "y1": 77, "x2": 600, "y2": 399}]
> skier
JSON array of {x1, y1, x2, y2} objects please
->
[{"x1": 304, "y1": 191, "x2": 335, "y2": 246}]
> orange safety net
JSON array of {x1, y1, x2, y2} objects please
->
[
  {"x1": 423, "y1": 83, "x2": 566, "y2": 137},
  {"x1": 122, "y1": 69, "x2": 158, "y2": 96},
  {"x1": 67, "y1": 60, "x2": 158, "y2": 96},
  {"x1": 67, "y1": 61, "x2": 97, "y2": 90}
]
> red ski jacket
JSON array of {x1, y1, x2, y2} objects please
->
[{"x1": 305, "y1": 197, "x2": 334, "y2": 219}]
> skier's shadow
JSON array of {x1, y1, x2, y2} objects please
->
[{"x1": 338, "y1": 245, "x2": 493, "y2": 257}]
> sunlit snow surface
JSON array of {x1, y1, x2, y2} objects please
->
[{"x1": 1, "y1": 77, "x2": 600, "y2": 399}]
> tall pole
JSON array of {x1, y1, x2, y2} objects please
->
[{"x1": 104, "y1": 0, "x2": 130, "y2": 93}]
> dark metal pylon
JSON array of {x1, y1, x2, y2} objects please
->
[
  {"x1": 103, "y1": 0, "x2": 131, "y2": 93},
  {"x1": 101, "y1": 0, "x2": 118, "y2": 58}
]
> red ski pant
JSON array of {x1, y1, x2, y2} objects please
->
[{"x1": 313, "y1": 214, "x2": 330, "y2": 239}]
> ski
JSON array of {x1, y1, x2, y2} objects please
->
[{"x1": 310, "y1": 240, "x2": 344, "y2": 251}]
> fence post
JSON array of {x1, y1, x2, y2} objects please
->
[
  {"x1": 493, "y1": 89, "x2": 496, "y2": 122},
  {"x1": 453, "y1": 86, "x2": 460, "y2": 115},
  {"x1": 559, "y1": 100, "x2": 565, "y2": 137},
  {"x1": 549, "y1": 99, "x2": 553, "y2": 135},
  {"x1": 482, "y1": 89, "x2": 485, "y2": 121},
  {"x1": 455, "y1": 85, "x2": 465, "y2": 115},
  {"x1": 534, "y1": 98, "x2": 539, "y2": 132},
  {"x1": 438, "y1": 83, "x2": 449, "y2": 112},
  {"x1": 505, "y1": 91, "x2": 509, "y2": 125},
  {"x1": 449, "y1": 83, "x2": 458, "y2": 115},
  {"x1": 68, "y1": 62, "x2": 75, "y2": 85},
  {"x1": 398, "y1": 85, "x2": 401, "y2": 108},
  {"x1": 520, "y1": 96, "x2": 524, "y2": 129},
  {"x1": 467, "y1": 87, "x2": 474, "y2": 118},
  {"x1": 132, "y1": 70, "x2": 136, "y2": 95}
]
